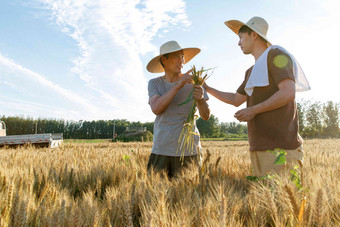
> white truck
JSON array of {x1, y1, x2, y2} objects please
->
[{"x1": 0, "y1": 121, "x2": 63, "y2": 148}]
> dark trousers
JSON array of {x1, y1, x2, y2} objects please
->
[{"x1": 147, "y1": 153, "x2": 198, "y2": 178}]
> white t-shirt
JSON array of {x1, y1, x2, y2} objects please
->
[{"x1": 148, "y1": 76, "x2": 209, "y2": 156}]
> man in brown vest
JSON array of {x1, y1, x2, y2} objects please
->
[{"x1": 204, "y1": 16, "x2": 310, "y2": 177}]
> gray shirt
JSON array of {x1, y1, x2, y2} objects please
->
[{"x1": 148, "y1": 76, "x2": 209, "y2": 156}]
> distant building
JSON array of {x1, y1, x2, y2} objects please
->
[{"x1": 125, "y1": 127, "x2": 147, "y2": 133}]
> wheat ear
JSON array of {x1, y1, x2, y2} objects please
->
[
  {"x1": 145, "y1": 211, "x2": 152, "y2": 227},
  {"x1": 284, "y1": 184, "x2": 299, "y2": 218},
  {"x1": 219, "y1": 186, "x2": 226, "y2": 226},
  {"x1": 303, "y1": 201, "x2": 311, "y2": 227},
  {"x1": 6, "y1": 182, "x2": 14, "y2": 209},
  {"x1": 265, "y1": 189, "x2": 278, "y2": 224},
  {"x1": 10, "y1": 190, "x2": 19, "y2": 226},
  {"x1": 159, "y1": 193, "x2": 166, "y2": 226},
  {"x1": 124, "y1": 202, "x2": 133, "y2": 227},
  {"x1": 313, "y1": 189, "x2": 323, "y2": 226}
]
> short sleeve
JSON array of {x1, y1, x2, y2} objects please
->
[
  {"x1": 203, "y1": 87, "x2": 209, "y2": 100},
  {"x1": 268, "y1": 49, "x2": 295, "y2": 86},
  {"x1": 148, "y1": 79, "x2": 160, "y2": 99},
  {"x1": 237, "y1": 80, "x2": 247, "y2": 96},
  {"x1": 237, "y1": 67, "x2": 252, "y2": 96}
]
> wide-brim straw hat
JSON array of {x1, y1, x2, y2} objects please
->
[
  {"x1": 147, "y1": 41, "x2": 200, "y2": 73},
  {"x1": 224, "y1": 16, "x2": 272, "y2": 46}
]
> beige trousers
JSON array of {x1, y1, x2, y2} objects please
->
[{"x1": 250, "y1": 146, "x2": 303, "y2": 177}]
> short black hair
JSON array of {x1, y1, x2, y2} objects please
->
[
  {"x1": 239, "y1": 25, "x2": 253, "y2": 35},
  {"x1": 160, "y1": 53, "x2": 169, "y2": 68},
  {"x1": 238, "y1": 25, "x2": 267, "y2": 43}
]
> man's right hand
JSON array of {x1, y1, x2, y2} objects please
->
[{"x1": 176, "y1": 69, "x2": 193, "y2": 89}]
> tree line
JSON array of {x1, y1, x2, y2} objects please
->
[
  {"x1": 1, "y1": 100, "x2": 339, "y2": 139},
  {"x1": 298, "y1": 100, "x2": 339, "y2": 138}
]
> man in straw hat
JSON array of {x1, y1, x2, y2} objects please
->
[
  {"x1": 204, "y1": 16, "x2": 310, "y2": 177},
  {"x1": 146, "y1": 41, "x2": 210, "y2": 178}
]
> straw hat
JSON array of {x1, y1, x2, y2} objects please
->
[
  {"x1": 146, "y1": 41, "x2": 200, "y2": 73},
  {"x1": 224, "y1": 16, "x2": 271, "y2": 46}
]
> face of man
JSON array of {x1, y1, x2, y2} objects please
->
[
  {"x1": 238, "y1": 32, "x2": 255, "y2": 55},
  {"x1": 161, "y1": 50, "x2": 185, "y2": 74}
]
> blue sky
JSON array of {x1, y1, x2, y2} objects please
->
[{"x1": 0, "y1": 0, "x2": 339, "y2": 123}]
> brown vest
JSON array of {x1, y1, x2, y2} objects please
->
[{"x1": 237, "y1": 48, "x2": 303, "y2": 151}]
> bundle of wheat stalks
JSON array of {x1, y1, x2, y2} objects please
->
[{"x1": 177, "y1": 65, "x2": 214, "y2": 161}]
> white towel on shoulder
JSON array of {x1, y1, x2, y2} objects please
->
[{"x1": 244, "y1": 45, "x2": 311, "y2": 96}]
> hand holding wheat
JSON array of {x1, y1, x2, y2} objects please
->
[
  {"x1": 175, "y1": 69, "x2": 193, "y2": 89},
  {"x1": 177, "y1": 65, "x2": 214, "y2": 162},
  {"x1": 193, "y1": 85, "x2": 204, "y2": 101}
]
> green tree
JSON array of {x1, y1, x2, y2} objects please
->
[
  {"x1": 143, "y1": 122, "x2": 154, "y2": 134},
  {"x1": 305, "y1": 101, "x2": 323, "y2": 138},
  {"x1": 297, "y1": 101, "x2": 306, "y2": 135},
  {"x1": 197, "y1": 114, "x2": 220, "y2": 138},
  {"x1": 114, "y1": 119, "x2": 129, "y2": 135},
  {"x1": 223, "y1": 122, "x2": 247, "y2": 135},
  {"x1": 323, "y1": 101, "x2": 339, "y2": 137}
]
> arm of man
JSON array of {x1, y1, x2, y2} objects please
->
[
  {"x1": 234, "y1": 78, "x2": 295, "y2": 122},
  {"x1": 149, "y1": 71, "x2": 192, "y2": 115},
  {"x1": 193, "y1": 85, "x2": 210, "y2": 120},
  {"x1": 149, "y1": 86, "x2": 180, "y2": 115},
  {"x1": 204, "y1": 83, "x2": 246, "y2": 107}
]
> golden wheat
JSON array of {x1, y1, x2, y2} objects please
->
[
  {"x1": 313, "y1": 188, "x2": 324, "y2": 226},
  {"x1": 0, "y1": 139, "x2": 339, "y2": 226},
  {"x1": 284, "y1": 184, "x2": 299, "y2": 218}
]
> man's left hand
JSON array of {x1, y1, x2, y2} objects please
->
[
  {"x1": 193, "y1": 85, "x2": 204, "y2": 102},
  {"x1": 234, "y1": 107, "x2": 256, "y2": 122}
]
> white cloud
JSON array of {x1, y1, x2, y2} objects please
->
[
  {"x1": 37, "y1": 0, "x2": 191, "y2": 121},
  {"x1": 0, "y1": 53, "x2": 100, "y2": 119},
  {"x1": 0, "y1": 95, "x2": 78, "y2": 120}
]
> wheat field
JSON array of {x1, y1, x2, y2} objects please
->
[{"x1": 0, "y1": 139, "x2": 339, "y2": 226}]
